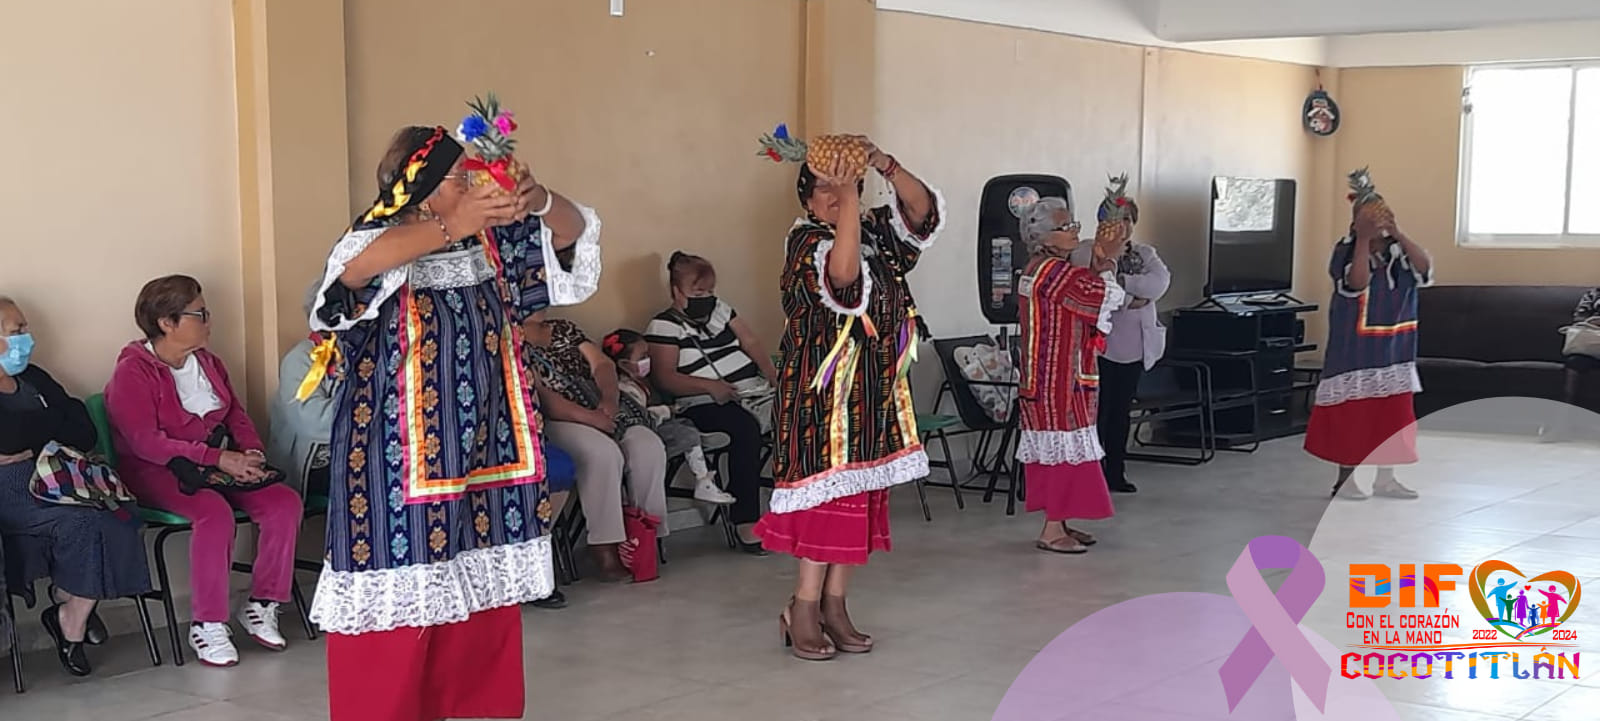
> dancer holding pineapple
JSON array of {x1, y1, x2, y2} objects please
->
[
  {"x1": 754, "y1": 125, "x2": 943, "y2": 660},
  {"x1": 1306, "y1": 168, "x2": 1432, "y2": 500},
  {"x1": 306, "y1": 94, "x2": 601, "y2": 721}
]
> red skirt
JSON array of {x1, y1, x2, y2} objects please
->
[
  {"x1": 1025, "y1": 462, "x2": 1115, "y2": 522},
  {"x1": 326, "y1": 605, "x2": 524, "y2": 721},
  {"x1": 1304, "y1": 393, "x2": 1419, "y2": 467},
  {"x1": 755, "y1": 490, "x2": 891, "y2": 565}
]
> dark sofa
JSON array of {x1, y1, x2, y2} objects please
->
[{"x1": 1415, "y1": 285, "x2": 1596, "y2": 418}]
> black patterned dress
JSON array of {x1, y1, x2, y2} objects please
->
[{"x1": 754, "y1": 182, "x2": 945, "y2": 564}]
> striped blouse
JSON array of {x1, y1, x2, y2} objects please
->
[{"x1": 644, "y1": 300, "x2": 762, "y2": 384}]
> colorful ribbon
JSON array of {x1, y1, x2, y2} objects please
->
[
  {"x1": 463, "y1": 156, "x2": 517, "y2": 191},
  {"x1": 294, "y1": 334, "x2": 342, "y2": 402},
  {"x1": 1219, "y1": 535, "x2": 1332, "y2": 713}
]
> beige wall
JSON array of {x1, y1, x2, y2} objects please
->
[
  {"x1": 0, "y1": 0, "x2": 244, "y2": 397},
  {"x1": 876, "y1": 12, "x2": 1327, "y2": 340},
  {"x1": 876, "y1": 13, "x2": 1147, "y2": 337},
  {"x1": 1332, "y1": 66, "x2": 1600, "y2": 286},
  {"x1": 343, "y1": 0, "x2": 805, "y2": 344}
]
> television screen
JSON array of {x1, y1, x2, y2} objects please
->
[{"x1": 1207, "y1": 177, "x2": 1296, "y2": 296}]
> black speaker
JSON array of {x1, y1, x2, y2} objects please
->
[{"x1": 977, "y1": 174, "x2": 1073, "y2": 325}]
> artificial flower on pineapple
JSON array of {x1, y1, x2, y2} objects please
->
[
  {"x1": 1093, "y1": 173, "x2": 1135, "y2": 261},
  {"x1": 455, "y1": 92, "x2": 529, "y2": 196},
  {"x1": 757, "y1": 123, "x2": 872, "y2": 181}
]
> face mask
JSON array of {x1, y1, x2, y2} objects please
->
[
  {"x1": 684, "y1": 295, "x2": 717, "y2": 321},
  {"x1": 0, "y1": 332, "x2": 35, "y2": 376},
  {"x1": 635, "y1": 357, "x2": 652, "y2": 377}
]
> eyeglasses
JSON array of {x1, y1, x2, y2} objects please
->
[
  {"x1": 180, "y1": 308, "x2": 211, "y2": 324},
  {"x1": 1054, "y1": 221, "x2": 1082, "y2": 233}
]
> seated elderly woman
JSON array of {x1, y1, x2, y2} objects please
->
[
  {"x1": 1, "y1": 295, "x2": 152, "y2": 677},
  {"x1": 522, "y1": 311, "x2": 668, "y2": 582},
  {"x1": 644, "y1": 252, "x2": 777, "y2": 552},
  {"x1": 104, "y1": 275, "x2": 304, "y2": 668},
  {"x1": 267, "y1": 284, "x2": 337, "y2": 500}
]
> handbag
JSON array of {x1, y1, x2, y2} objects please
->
[
  {"x1": 1560, "y1": 320, "x2": 1600, "y2": 359},
  {"x1": 30, "y1": 441, "x2": 137, "y2": 513},
  {"x1": 669, "y1": 311, "x2": 776, "y2": 431},
  {"x1": 166, "y1": 425, "x2": 286, "y2": 496},
  {"x1": 617, "y1": 506, "x2": 661, "y2": 583}
]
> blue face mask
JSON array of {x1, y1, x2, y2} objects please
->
[{"x1": 0, "y1": 332, "x2": 34, "y2": 375}]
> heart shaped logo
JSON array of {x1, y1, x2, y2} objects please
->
[{"x1": 1468, "y1": 561, "x2": 1582, "y2": 640}]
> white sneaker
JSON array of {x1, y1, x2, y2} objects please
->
[
  {"x1": 1372, "y1": 477, "x2": 1420, "y2": 500},
  {"x1": 237, "y1": 600, "x2": 287, "y2": 651},
  {"x1": 189, "y1": 622, "x2": 240, "y2": 667},
  {"x1": 693, "y1": 476, "x2": 736, "y2": 505},
  {"x1": 1335, "y1": 481, "x2": 1370, "y2": 501}
]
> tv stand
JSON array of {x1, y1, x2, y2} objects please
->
[{"x1": 1156, "y1": 299, "x2": 1320, "y2": 452}]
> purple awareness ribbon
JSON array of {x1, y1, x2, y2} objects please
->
[{"x1": 1219, "y1": 535, "x2": 1332, "y2": 713}]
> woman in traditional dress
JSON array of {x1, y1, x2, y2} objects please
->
[
  {"x1": 754, "y1": 135, "x2": 943, "y2": 661},
  {"x1": 1306, "y1": 168, "x2": 1430, "y2": 500},
  {"x1": 1015, "y1": 196, "x2": 1123, "y2": 554},
  {"x1": 306, "y1": 125, "x2": 600, "y2": 721}
]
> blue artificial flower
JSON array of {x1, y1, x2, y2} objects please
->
[
  {"x1": 458, "y1": 115, "x2": 489, "y2": 143},
  {"x1": 774, "y1": 123, "x2": 789, "y2": 140}
]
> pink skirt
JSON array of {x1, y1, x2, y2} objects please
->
[
  {"x1": 1304, "y1": 393, "x2": 1419, "y2": 467},
  {"x1": 755, "y1": 490, "x2": 891, "y2": 565},
  {"x1": 1025, "y1": 462, "x2": 1115, "y2": 522}
]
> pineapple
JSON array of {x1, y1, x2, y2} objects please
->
[
  {"x1": 1347, "y1": 166, "x2": 1392, "y2": 227},
  {"x1": 458, "y1": 92, "x2": 528, "y2": 197},
  {"x1": 1094, "y1": 174, "x2": 1134, "y2": 260},
  {"x1": 757, "y1": 125, "x2": 870, "y2": 181}
]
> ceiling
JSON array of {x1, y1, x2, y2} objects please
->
[{"x1": 1134, "y1": 0, "x2": 1600, "y2": 42}]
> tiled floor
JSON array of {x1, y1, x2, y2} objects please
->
[{"x1": 6, "y1": 429, "x2": 1598, "y2": 720}]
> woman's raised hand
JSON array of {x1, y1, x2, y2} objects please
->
[{"x1": 439, "y1": 184, "x2": 521, "y2": 241}]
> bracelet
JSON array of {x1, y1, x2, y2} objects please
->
[
  {"x1": 879, "y1": 155, "x2": 901, "y2": 180},
  {"x1": 529, "y1": 186, "x2": 555, "y2": 217},
  {"x1": 432, "y1": 215, "x2": 452, "y2": 244}
]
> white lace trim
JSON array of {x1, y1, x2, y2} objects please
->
[
  {"x1": 308, "y1": 536, "x2": 554, "y2": 635},
  {"x1": 768, "y1": 449, "x2": 929, "y2": 514},
  {"x1": 541, "y1": 203, "x2": 603, "y2": 306},
  {"x1": 883, "y1": 180, "x2": 947, "y2": 250},
  {"x1": 1097, "y1": 272, "x2": 1126, "y2": 335},
  {"x1": 1015, "y1": 428, "x2": 1105, "y2": 465},
  {"x1": 810, "y1": 237, "x2": 873, "y2": 316},
  {"x1": 310, "y1": 228, "x2": 407, "y2": 332},
  {"x1": 1315, "y1": 362, "x2": 1422, "y2": 407}
]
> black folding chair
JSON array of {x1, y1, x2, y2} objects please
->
[
  {"x1": 1126, "y1": 359, "x2": 1217, "y2": 465},
  {"x1": 930, "y1": 335, "x2": 1023, "y2": 514}
]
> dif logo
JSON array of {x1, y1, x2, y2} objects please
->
[{"x1": 1348, "y1": 563, "x2": 1460, "y2": 609}]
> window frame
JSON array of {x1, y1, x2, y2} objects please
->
[{"x1": 1457, "y1": 60, "x2": 1600, "y2": 249}]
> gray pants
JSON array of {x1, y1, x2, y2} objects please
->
[{"x1": 546, "y1": 421, "x2": 669, "y2": 545}]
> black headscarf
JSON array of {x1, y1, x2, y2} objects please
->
[{"x1": 354, "y1": 126, "x2": 465, "y2": 231}]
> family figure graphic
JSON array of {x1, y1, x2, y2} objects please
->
[{"x1": 1486, "y1": 578, "x2": 1568, "y2": 633}]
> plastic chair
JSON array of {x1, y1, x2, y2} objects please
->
[{"x1": 85, "y1": 394, "x2": 314, "y2": 666}]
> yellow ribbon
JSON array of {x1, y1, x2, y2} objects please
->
[{"x1": 294, "y1": 335, "x2": 342, "y2": 402}]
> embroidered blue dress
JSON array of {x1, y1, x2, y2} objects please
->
[
  {"x1": 1305, "y1": 235, "x2": 1433, "y2": 466},
  {"x1": 307, "y1": 208, "x2": 600, "y2": 633}
]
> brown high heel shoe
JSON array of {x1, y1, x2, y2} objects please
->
[
  {"x1": 820, "y1": 595, "x2": 873, "y2": 653},
  {"x1": 780, "y1": 598, "x2": 836, "y2": 661}
]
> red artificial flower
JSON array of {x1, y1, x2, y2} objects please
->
[
  {"x1": 1115, "y1": 197, "x2": 1128, "y2": 206},
  {"x1": 766, "y1": 148, "x2": 782, "y2": 162},
  {"x1": 1347, "y1": 193, "x2": 1357, "y2": 201}
]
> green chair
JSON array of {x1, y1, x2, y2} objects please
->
[
  {"x1": 916, "y1": 409, "x2": 966, "y2": 519},
  {"x1": 86, "y1": 394, "x2": 315, "y2": 666}
]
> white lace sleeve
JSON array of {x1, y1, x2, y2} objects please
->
[
  {"x1": 540, "y1": 203, "x2": 602, "y2": 306},
  {"x1": 1400, "y1": 247, "x2": 1435, "y2": 288},
  {"x1": 1097, "y1": 271, "x2": 1126, "y2": 335},
  {"x1": 881, "y1": 177, "x2": 947, "y2": 251},
  {"x1": 309, "y1": 228, "x2": 408, "y2": 332},
  {"x1": 813, "y1": 237, "x2": 873, "y2": 316}
]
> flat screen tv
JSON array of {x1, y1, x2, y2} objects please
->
[{"x1": 1206, "y1": 177, "x2": 1296, "y2": 296}]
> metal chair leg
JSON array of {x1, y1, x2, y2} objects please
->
[
  {"x1": 935, "y1": 431, "x2": 964, "y2": 509},
  {"x1": 153, "y1": 527, "x2": 186, "y2": 666},
  {"x1": 914, "y1": 479, "x2": 932, "y2": 522},
  {"x1": 5, "y1": 595, "x2": 23, "y2": 693},
  {"x1": 290, "y1": 581, "x2": 317, "y2": 640},
  {"x1": 134, "y1": 594, "x2": 162, "y2": 666}
]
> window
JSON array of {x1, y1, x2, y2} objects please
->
[{"x1": 1459, "y1": 63, "x2": 1600, "y2": 246}]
